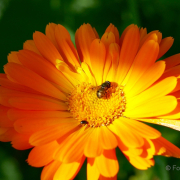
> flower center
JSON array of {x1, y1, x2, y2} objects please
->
[{"x1": 67, "y1": 82, "x2": 126, "y2": 128}]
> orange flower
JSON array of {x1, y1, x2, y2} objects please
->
[{"x1": 0, "y1": 23, "x2": 180, "y2": 179}]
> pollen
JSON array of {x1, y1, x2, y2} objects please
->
[{"x1": 66, "y1": 82, "x2": 126, "y2": 128}]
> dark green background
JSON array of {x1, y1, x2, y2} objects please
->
[{"x1": 0, "y1": 0, "x2": 180, "y2": 179}]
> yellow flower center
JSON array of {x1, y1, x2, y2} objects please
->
[{"x1": 67, "y1": 82, "x2": 126, "y2": 127}]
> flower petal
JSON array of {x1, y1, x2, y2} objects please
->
[
  {"x1": 120, "y1": 118, "x2": 161, "y2": 139},
  {"x1": 125, "y1": 61, "x2": 165, "y2": 98},
  {"x1": 116, "y1": 25, "x2": 140, "y2": 84},
  {"x1": 157, "y1": 37, "x2": 174, "y2": 59},
  {"x1": 17, "y1": 50, "x2": 74, "y2": 92},
  {"x1": 99, "y1": 174, "x2": 117, "y2": 180},
  {"x1": 105, "y1": 23, "x2": 119, "y2": 44},
  {"x1": 7, "y1": 51, "x2": 21, "y2": 64},
  {"x1": 29, "y1": 121, "x2": 79, "y2": 146},
  {"x1": 87, "y1": 158, "x2": 100, "y2": 180},
  {"x1": 84, "y1": 128, "x2": 103, "y2": 157},
  {"x1": 4, "y1": 63, "x2": 67, "y2": 100},
  {"x1": 95, "y1": 149, "x2": 119, "y2": 177},
  {"x1": 11, "y1": 133, "x2": 32, "y2": 150},
  {"x1": 54, "y1": 127, "x2": 91, "y2": 163},
  {"x1": 99, "y1": 126, "x2": 118, "y2": 149},
  {"x1": 106, "y1": 43, "x2": 120, "y2": 81},
  {"x1": 75, "y1": 23, "x2": 97, "y2": 66},
  {"x1": 0, "y1": 105, "x2": 13, "y2": 127},
  {"x1": 153, "y1": 136, "x2": 180, "y2": 158},
  {"x1": 9, "y1": 97, "x2": 67, "y2": 110},
  {"x1": 14, "y1": 117, "x2": 74, "y2": 134},
  {"x1": 0, "y1": 128, "x2": 16, "y2": 142},
  {"x1": 55, "y1": 24, "x2": 80, "y2": 68},
  {"x1": 41, "y1": 160, "x2": 61, "y2": 180},
  {"x1": 90, "y1": 39, "x2": 106, "y2": 85},
  {"x1": 45, "y1": 23, "x2": 59, "y2": 50},
  {"x1": 123, "y1": 39, "x2": 159, "y2": 89},
  {"x1": 126, "y1": 76, "x2": 177, "y2": 108},
  {"x1": 139, "y1": 118, "x2": 180, "y2": 131},
  {"x1": 23, "y1": 40, "x2": 41, "y2": 55},
  {"x1": 101, "y1": 32, "x2": 116, "y2": 50},
  {"x1": 126, "y1": 155, "x2": 154, "y2": 170},
  {"x1": 125, "y1": 95, "x2": 177, "y2": 118},
  {"x1": 164, "y1": 53, "x2": 180, "y2": 70},
  {"x1": 33, "y1": 31, "x2": 63, "y2": 66},
  {"x1": 27, "y1": 141, "x2": 59, "y2": 167},
  {"x1": 54, "y1": 156, "x2": 85, "y2": 180},
  {"x1": 108, "y1": 117, "x2": 144, "y2": 148}
]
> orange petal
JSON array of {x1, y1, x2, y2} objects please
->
[
  {"x1": 23, "y1": 40, "x2": 41, "y2": 55},
  {"x1": 8, "y1": 109, "x2": 71, "y2": 122},
  {"x1": 99, "y1": 174, "x2": 117, "y2": 180},
  {"x1": 95, "y1": 149, "x2": 119, "y2": 177},
  {"x1": 54, "y1": 156, "x2": 85, "y2": 180},
  {"x1": 14, "y1": 117, "x2": 76, "y2": 134},
  {"x1": 27, "y1": 141, "x2": 59, "y2": 167},
  {"x1": 108, "y1": 117, "x2": 144, "y2": 148},
  {"x1": 140, "y1": 118, "x2": 180, "y2": 131},
  {"x1": 9, "y1": 97, "x2": 67, "y2": 111},
  {"x1": 11, "y1": 133, "x2": 33, "y2": 150},
  {"x1": 121, "y1": 118, "x2": 161, "y2": 139},
  {"x1": 102, "y1": 50, "x2": 112, "y2": 82},
  {"x1": 140, "y1": 139, "x2": 155, "y2": 159},
  {"x1": 33, "y1": 31, "x2": 63, "y2": 66},
  {"x1": 0, "y1": 74, "x2": 42, "y2": 94},
  {"x1": 99, "y1": 126, "x2": 118, "y2": 149},
  {"x1": 164, "y1": 53, "x2": 180, "y2": 70},
  {"x1": 54, "y1": 127, "x2": 92, "y2": 163},
  {"x1": 90, "y1": 39, "x2": 106, "y2": 85},
  {"x1": 81, "y1": 62, "x2": 96, "y2": 85},
  {"x1": 55, "y1": 24, "x2": 80, "y2": 68},
  {"x1": 125, "y1": 96, "x2": 177, "y2": 118},
  {"x1": 101, "y1": 32, "x2": 116, "y2": 50},
  {"x1": 126, "y1": 76, "x2": 177, "y2": 108},
  {"x1": 106, "y1": 43, "x2": 120, "y2": 81},
  {"x1": 29, "y1": 122, "x2": 79, "y2": 146},
  {"x1": 84, "y1": 128, "x2": 103, "y2": 157},
  {"x1": 126, "y1": 155, "x2": 154, "y2": 170},
  {"x1": 157, "y1": 37, "x2": 174, "y2": 59},
  {"x1": 153, "y1": 136, "x2": 180, "y2": 158},
  {"x1": 0, "y1": 105, "x2": 13, "y2": 127},
  {"x1": 18, "y1": 50, "x2": 74, "y2": 92},
  {"x1": 125, "y1": 61, "x2": 165, "y2": 98},
  {"x1": 116, "y1": 25, "x2": 140, "y2": 84},
  {"x1": 87, "y1": 158, "x2": 100, "y2": 180},
  {"x1": 41, "y1": 160, "x2": 61, "y2": 180},
  {"x1": 0, "y1": 128, "x2": 16, "y2": 142},
  {"x1": 139, "y1": 30, "x2": 161, "y2": 48},
  {"x1": 119, "y1": 24, "x2": 135, "y2": 47},
  {"x1": 122, "y1": 39, "x2": 159, "y2": 88},
  {"x1": 139, "y1": 27, "x2": 147, "y2": 41},
  {"x1": 8, "y1": 108, "x2": 71, "y2": 121},
  {"x1": 160, "y1": 64, "x2": 180, "y2": 81},
  {"x1": 7, "y1": 51, "x2": 21, "y2": 64},
  {"x1": 158, "y1": 98, "x2": 180, "y2": 119},
  {"x1": 123, "y1": 139, "x2": 155, "y2": 160},
  {"x1": 45, "y1": 23, "x2": 59, "y2": 50},
  {"x1": 4, "y1": 63, "x2": 67, "y2": 100},
  {"x1": 56, "y1": 61, "x2": 82, "y2": 86},
  {"x1": 105, "y1": 23, "x2": 119, "y2": 44},
  {"x1": 75, "y1": 23, "x2": 97, "y2": 66},
  {"x1": 122, "y1": 147, "x2": 143, "y2": 157}
]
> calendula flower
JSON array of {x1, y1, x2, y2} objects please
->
[{"x1": 0, "y1": 23, "x2": 180, "y2": 180}]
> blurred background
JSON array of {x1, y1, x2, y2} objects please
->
[{"x1": 0, "y1": 0, "x2": 180, "y2": 179}]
